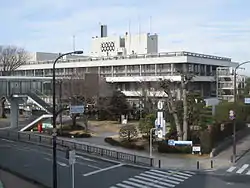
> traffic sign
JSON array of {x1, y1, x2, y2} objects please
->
[
  {"x1": 69, "y1": 150, "x2": 76, "y2": 165},
  {"x1": 157, "y1": 101, "x2": 163, "y2": 110},
  {"x1": 229, "y1": 110, "x2": 235, "y2": 120}
]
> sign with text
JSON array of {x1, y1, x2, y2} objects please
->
[{"x1": 70, "y1": 105, "x2": 84, "y2": 114}]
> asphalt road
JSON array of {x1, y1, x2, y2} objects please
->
[{"x1": 1, "y1": 138, "x2": 250, "y2": 188}]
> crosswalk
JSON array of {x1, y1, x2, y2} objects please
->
[
  {"x1": 110, "y1": 169, "x2": 195, "y2": 188},
  {"x1": 226, "y1": 164, "x2": 250, "y2": 175}
]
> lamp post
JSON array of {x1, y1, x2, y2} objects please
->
[
  {"x1": 52, "y1": 50, "x2": 83, "y2": 188},
  {"x1": 232, "y1": 61, "x2": 250, "y2": 163}
]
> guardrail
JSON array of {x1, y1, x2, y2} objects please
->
[{"x1": 0, "y1": 130, "x2": 154, "y2": 167}]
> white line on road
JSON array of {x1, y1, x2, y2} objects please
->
[
  {"x1": 76, "y1": 155, "x2": 96, "y2": 162},
  {"x1": 246, "y1": 170, "x2": 250, "y2": 175},
  {"x1": 44, "y1": 157, "x2": 68, "y2": 167},
  {"x1": 236, "y1": 164, "x2": 249, "y2": 174},
  {"x1": 83, "y1": 163, "x2": 124, "y2": 177},
  {"x1": 227, "y1": 166, "x2": 236, "y2": 172}
]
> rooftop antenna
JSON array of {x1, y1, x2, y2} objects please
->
[
  {"x1": 138, "y1": 16, "x2": 141, "y2": 44},
  {"x1": 73, "y1": 35, "x2": 76, "y2": 51},
  {"x1": 128, "y1": 19, "x2": 131, "y2": 54}
]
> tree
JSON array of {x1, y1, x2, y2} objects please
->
[
  {"x1": 160, "y1": 79, "x2": 183, "y2": 141},
  {"x1": 138, "y1": 113, "x2": 156, "y2": 136},
  {"x1": 119, "y1": 124, "x2": 138, "y2": 142},
  {"x1": 0, "y1": 46, "x2": 29, "y2": 118},
  {"x1": 181, "y1": 73, "x2": 194, "y2": 141}
]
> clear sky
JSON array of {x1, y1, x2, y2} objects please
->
[{"x1": 1, "y1": 0, "x2": 250, "y2": 74}]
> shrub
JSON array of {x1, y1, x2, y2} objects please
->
[
  {"x1": 158, "y1": 141, "x2": 192, "y2": 154},
  {"x1": 58, "y1": 131, "x2": 91, "y2": 138},
  {"x1": 104, "y1": 137, "x2": 145, "y2": 150},
  {"x1": 138, "y1": 113, "x2": 156, "y2": 135},
  {"x1": 119, "y1": 124, "x2": 138, "y2": 141}
]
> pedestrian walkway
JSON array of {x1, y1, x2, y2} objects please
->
[
  {"x1": 110, "y1": 169, "x2": 195, "y2": 188},
  {"x1": 226, "y1": 164, "x2": 250, "y2": 175}
]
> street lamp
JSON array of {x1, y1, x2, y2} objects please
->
[
  {"x1": 52, "y1": 50, "x2": 83, "y2": 188},
  {"x1": 232, "y1": 61, "x2": 250, "y2": 163}
]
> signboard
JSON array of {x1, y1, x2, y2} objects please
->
[
  {"x1": 192, "y1": 146, "x2": 201, "y2": 152},
  {"x1": 69, "y1": 150, "x2": 76, "y2": 165},
  {"x1": 157, "y1": 101, "x2": 163, "y2": 110},
  {"x1": 70, "y1": 105, "x2": 84, "y2": 114},
  {"x1": 167, "y1": 140, "x2": 193, "y2": 146},
  {"x1": 244, "y1": 98, "x2": 250, "y2": 104},
  {"x1": 229, "y1": 110, "x2": 235, "y2": 120},
  {"x1": 168, "y1": 139, "x2": 175, "y2": 146},
  {"x1": 42, "y1": 123, "x2": 53, "y2": 129}
]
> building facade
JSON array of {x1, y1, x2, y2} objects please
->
[
  {"x1": 12, "y1": 25, "x2": 238, "y2": 103},
  {"x1": 216, "y1": 67, "x2": 246, "y2": 102}
]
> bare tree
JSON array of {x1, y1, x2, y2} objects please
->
[
  {"x1": 0, "y1": 46, "x2": 29, "y2": 118},
  {"x1": 181, "y1": 74, "x2": 194, "y2": 141},
  {"x1": 160, "y1": 79, "x2": 183, "y2": 141}
]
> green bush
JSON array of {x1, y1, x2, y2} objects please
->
[
  {"x1": 199, "y1": 130, "x2": 212, "y2": 154},
  {"x1": 158, "y1": 141, "x2": 192, "y2": 154},
  {"x1": 104, "y1": 137, "x2": 145, "y2": 150},
  {"x1": 138, "y1": 113, "x2": 156, "y2": 135}
]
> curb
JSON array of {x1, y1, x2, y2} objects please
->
[{"x1": 235, "y1": 147, "x2": 250, "y2": 162}]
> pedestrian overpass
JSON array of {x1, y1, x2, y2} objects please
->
[{"x1": 0, "y1": 76, "x2": 56, "y2": 131}]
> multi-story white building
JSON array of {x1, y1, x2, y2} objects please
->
[
  {"x1": 12, "y1": 25, "x2": 238, "y2": 103},
  {"x1": 216, "y1": 67, "x2": 246, "y2": 102}
]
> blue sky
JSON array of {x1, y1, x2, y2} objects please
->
[{"x1": 1, "y1": 0, "x2": 250, "y2": 73}]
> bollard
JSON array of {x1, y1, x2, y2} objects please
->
[
  {"x1": 211, "y1": 160, "x2": 213, "y2": 168},
  {"x1": 158, "y1": 160, "x2": 161, "y2": 168},
  {"x1": 197, "y1": 161, "x2": 200, "y2": 170}
]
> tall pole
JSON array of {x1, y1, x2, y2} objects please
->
[
  {"x1": 233, "y1": 69, "x2": 237, "y2": 163},
  {"x1": 52, "y1": 50, "x2": 83, "y2": 188}
]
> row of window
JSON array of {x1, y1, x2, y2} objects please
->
[{"x1": 13, "y1": 63, "x2": 217, "y2": 77}]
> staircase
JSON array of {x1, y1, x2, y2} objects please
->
[{"x1": 27, "y1": 92, "x2": 53, "y2": 114}]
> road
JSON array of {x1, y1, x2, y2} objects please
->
[{"x1": 0, "y1": 138, "x2": 250, "y2": 188}]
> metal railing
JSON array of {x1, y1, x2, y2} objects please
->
[
  {"x1": 0, "y1": 130, "x2": 154, "y2": 167},
  {"x1": 23, "y1": 51, "x2": 231, "y2": 65}
]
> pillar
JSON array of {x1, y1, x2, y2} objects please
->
[{"x1": 10, "y1": 98, "x2": 19, "y2": 128}]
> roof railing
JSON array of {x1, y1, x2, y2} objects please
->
[{"x1": 24, "y1": 51, "x2": 231, "y2": 65}]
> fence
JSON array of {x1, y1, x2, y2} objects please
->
[{"x1": 0, "y1": 130, "x2": 154, "y2": 167}]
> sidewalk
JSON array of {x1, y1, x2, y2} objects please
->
[{"x1": 215, "y1": 128, "x2": 250, "y2": 162}]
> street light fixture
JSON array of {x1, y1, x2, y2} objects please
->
[
  {"x1": 232, "y1": 61, "x2": 250, "y2": 163},
  {"x1": 52, "y1": 50, "x2": 83, "y2": 188}
]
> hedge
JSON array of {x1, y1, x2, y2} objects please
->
[
  {"x1": 158, "y1": 141, "x2": 192, "y2": 154},
  {"x1": 57, "y1": 131, "x2": 91, "y2": 138},
  {"x1": 104, "y1": 137, "x2": 145, "y2": 150}
]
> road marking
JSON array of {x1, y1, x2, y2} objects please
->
[
  {"x1": 140, "y1": 173, "x2": 180, "y2": 185},
  {"x1": 246, "y1": 170, "x2": 250, "y2": 175},
  {"x1": 122, "y1": 180, "x2": 146, "y2": 188},
  {"x1": 236, "y1": 164, "x2": 249, "y2": 174},
  {"x1": 134, "y1": 175, "x2": 175, "y2": 187},
  {"x1": 1, "y1": 138, "x2": 15, "y2": 143},
  {"x1": 76, "y1": 155, "x2": 96, "y2": 162},
  {"x1": 83, "y1": 163, "x2": 123, "y2": 177},
  {"x1": 116, "y1": 183, "x2": 134, "y2": 188},
  {"x1": 44, "y1": 157, "x2": 68, "y2": 167},
  {"x1": 226, "y1": 166, "x2": 236, "y2": 172}
]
